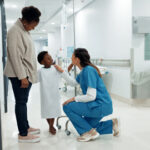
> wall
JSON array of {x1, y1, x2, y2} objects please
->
[
  {"x1": 74, "y1": 0, "x2": 132, "y2": 98},
  {"x1": 48, "y1": 29, "x2": 61, "y2": 59},
  {"x1": 132, "y1": 0, "x2": 150, "y2": 72}
]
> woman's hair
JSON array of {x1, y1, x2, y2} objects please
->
[
  {"x1": 37, "y1": 51, "x2": 48, "y2": 64},
  {"x1": 22, "y1": 6, "x2": 41, "y2": 23},
  {"x1": 74, "y1": 48, "x2": 102, "y2": 78}
]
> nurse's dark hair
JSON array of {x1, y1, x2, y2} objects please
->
[
  {"x1": 74, "y1": 48, "x2": 102, "y2": 78},
  {"x1": 37, "y1": 51, "x2": 48, "y2": 64},
  {"x1": 22, "y1": 6, "x2": 41, "y2": 23}
]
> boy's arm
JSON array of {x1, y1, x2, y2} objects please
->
[
  {"x1": 61, "y1": 72, "x2": 78, "y2": 87},
  {"x1": 54, "y1": 64, "x2": 78, "y2": 87}
]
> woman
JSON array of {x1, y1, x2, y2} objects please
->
[
  {"x1": 4, "y1": 6, "x2": 41, "y2": 143},
  {"x1": 55, "y1": 48, "x2": 119, "y2": 142}
]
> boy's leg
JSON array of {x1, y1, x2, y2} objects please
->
[{"x1": 47, "y1": 118, "x2": 56, "y2": 135}]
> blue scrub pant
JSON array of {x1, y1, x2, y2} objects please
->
[{"x1": 63, "y1": 101, "x2": 112, "y2": 135}]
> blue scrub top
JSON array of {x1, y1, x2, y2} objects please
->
[{"x1": 76, "y1": 65, "x2": 113, "y2": 116}]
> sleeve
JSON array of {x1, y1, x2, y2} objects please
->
[
  {"x1": 84, "y1": 68, "x2": 97, "y2": 89},
  {"x1": 61, "y1": 71, "x2": 78, "y2": 87},
  {"x1": 7, "y1": 30, "x2": 27, "y2": 80},
  {"x1": 75, "y1": 87, "x2": 96, "y2": 102}
]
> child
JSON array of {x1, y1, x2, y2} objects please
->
[{"x1": 37, "y1": 51, "x2": 63, "y2": 135}]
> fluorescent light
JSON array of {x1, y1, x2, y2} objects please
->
[
  {"x1": 68, "y1": 8, "x2": 73, "y2": 12},
  {"x1": 5, "y1": 4, "x2": 18, "y2": 9},
  {"x1": 6, "y1": 20, "x2": 15, "y2": 24},
  {"x1": 51, "y1": 22, "x2": 55, "y2": 25},
  {"x1": 12, "y1": 4, "x2": 17, "y2": 8}
]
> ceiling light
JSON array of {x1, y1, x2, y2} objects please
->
[
  {"x1": 12, "y1": 4, "x2": 17, "y2": 8},
  {"x1": 5, "y1": 4, "x2": 18, "y2": 9},
  {"x1": 68, "y1": 8, "x2": 73, "y2": 12},
  {"x1": 51, "y1": 22, "x2": 55, "y2": 25},
  {"x1": 6, "y1": 20, "x2": 15, "y2": 24}
]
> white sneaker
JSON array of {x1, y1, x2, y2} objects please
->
[
  {"x1": 18, "y1": 134, "x2": 40, "y2": 143},
  {"x1": 28, "y1": 127, "x2": 40, "y2": 135},
  {"x1": 77, "y1": 129, "x2": 99, "y2": 142},
  {"x1": 112, "y1": 118, "x2": 120, "y2": 136}
]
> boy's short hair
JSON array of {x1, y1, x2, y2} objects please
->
[{"x1": 37, "y1": 51, "x2": 48, "y2": 64}]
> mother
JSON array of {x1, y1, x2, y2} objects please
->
[
  {"x1": 4, "y1": 6, "x2": 41, "y2": 143},
  {"x1": 55, "y1": 48, "x2": 119, "y2": 142}
]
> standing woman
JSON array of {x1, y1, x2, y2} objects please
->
[
  {"x1": 55, "y1": 48, "x2": 119, "y2": 142},
  {"x1": 4, "y1": 6, "x2": 41, "y2": 143}
]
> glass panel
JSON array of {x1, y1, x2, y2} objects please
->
[{"x1": 145, "y1": 33, "x2": 150, "y2": 60}]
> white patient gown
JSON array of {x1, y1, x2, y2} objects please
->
[{"x1": 38, "y1": 66, "x2": 62, "y2": 119}]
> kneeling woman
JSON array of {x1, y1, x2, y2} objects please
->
[{"x1": 54, "y1": 48, "x2": 119, "y2": 142}]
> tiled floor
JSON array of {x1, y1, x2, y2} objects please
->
[{"x1": 1, "y1": 83, "x2": 150, "y2": 150}]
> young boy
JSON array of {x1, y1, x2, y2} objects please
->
[{"x1": 37, "y1": 51, "x2": 63, "y2": 135}]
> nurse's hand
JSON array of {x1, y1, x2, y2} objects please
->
[
  {"x1": 54, "y1": 65, "x2": 64, "y2": 73},
  {"x1": 63, "y1": 97, "x2": 75, "y2": 106},
  {"x1": 21, "y1": 78, "x2": 29, "y2": 88},
  {"x1": 68, "y1": 63, "x2": 74, "y2": 72}
]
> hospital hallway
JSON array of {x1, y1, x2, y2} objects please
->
[
  {"x1": 1, "y1": 0, "x2": 150, "y2": 149},
  {"x1": 1, "y1": 83, "x2": 150, "y2": 150}
]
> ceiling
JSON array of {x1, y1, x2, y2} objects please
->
[{"x1": 4, "y1": 0, "x2": 94, "y2": 40}]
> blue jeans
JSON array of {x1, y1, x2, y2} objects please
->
[
  {"x1": 63, "y1": 101, "x2": 113, "y2": 135},
  {"x1": 9, "y1": 77, "x2": 32, "y2": 136}
]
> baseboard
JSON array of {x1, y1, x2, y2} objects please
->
[{"x1": 110, "y1": 93, "x2": 150, "y2": 107}]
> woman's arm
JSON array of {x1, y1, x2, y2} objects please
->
[
  {"x1": 63, "y1": 87, "x2": 96, "y2": 105},
  {"x1": 7, "y1": 30, "x2": 27, "y2": 80},
  {"x1": 75, "y1": 87, "x2": 96, "y2": 102}
]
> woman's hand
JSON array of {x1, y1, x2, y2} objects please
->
[
  {"x1": 21, "y1": 78, "x2": 29, "y2": 88},
  {"x1": 54, "y1": 65, "x2": 64, "y2": 73},
  {"x1": 63, "y1": 97, "x2": 75, "y2": 106},
  {"x1": 68, "y1": 63, "x2": 74, "y2": 72}
]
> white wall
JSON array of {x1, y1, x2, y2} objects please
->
[
  {"x1": 132, "y1": 0, "x2": 150, "y2": 72},
  {"x1": 34, "y1": 40, "x2": 48, "y2": 55},
  {"x1": 74, "y1": 0, "x2": 132, "y2": 98},
  {"x1": 48, "y1": 29, "x2": 61, "y2": 59}
]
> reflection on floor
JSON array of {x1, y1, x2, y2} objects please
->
[{"x1": 1, "y1": 83, "x2": 150, "y2": 150}]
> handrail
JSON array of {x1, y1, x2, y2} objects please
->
[{"x1": 60, "y1": 58, "x2": 131, "y2": 68}]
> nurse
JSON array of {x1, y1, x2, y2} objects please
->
[{"x1": 54, "y1": 48, "x2": 119, "y2": 142}]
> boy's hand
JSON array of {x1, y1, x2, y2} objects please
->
[
  {"x1": 68, "y1": 63, "x2": 74, "y2": 72},
  {"x1": 54, "y1": 65, "x2": 64, "y2": 73}
]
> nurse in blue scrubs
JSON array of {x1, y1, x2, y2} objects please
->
[{"x1": 54, "y1": 48, "x2": 119, "y2": 142}]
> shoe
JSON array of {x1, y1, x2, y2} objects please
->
[
  {"x1": 18, "y1": 134, "x2": 40, "y2": 143},
  {"x1": 77, "y1": 129, "x2": 99, "y2": 142},
  {"x1": 28, "y1": 127, "x2": 40, "y2": 135},
  {"x1": 112, "y1": 118, "x2": 120, "y2": 136}
]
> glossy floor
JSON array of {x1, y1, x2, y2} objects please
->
[{"x1": 1, "y1": 83, "x2": 150, "y2": 150}]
